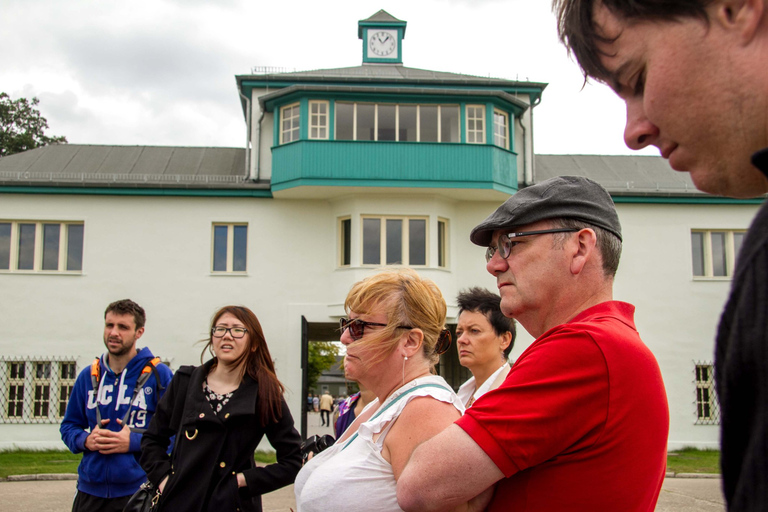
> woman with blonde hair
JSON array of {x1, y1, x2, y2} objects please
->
[{"x1": 294, "y1": 268, "x2": 463, "y2": 511}]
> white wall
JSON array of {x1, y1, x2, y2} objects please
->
[
  {"x1": 1, "y1": 192, "x2": 758, "y2": 450},
  {"x1": 0, "y1": 191, "x2": 501, "y2": 449}
]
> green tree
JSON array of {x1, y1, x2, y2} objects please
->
[
  {"x1": 0, "y1": 92, "x2": 67, "y2": 158},
  {"x1": 307, "y1": 341, "x2": 340, "y2": 392}
]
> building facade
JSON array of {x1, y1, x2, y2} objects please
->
[{"x1": 0, "y1": 11, "x2": 762, "y2": 450}]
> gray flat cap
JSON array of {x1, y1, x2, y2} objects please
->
[{"x1": 470, "y1": 176, "x2": 622, "y2": 246}]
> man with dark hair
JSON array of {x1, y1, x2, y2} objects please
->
[
  {"x1": 554, "y1": 2, "x2": 768, "y2": 509},
  {"x1": 398, "y1": 176, "x2": 669, "y2": 511},
  {"x1": 61, "y1": 299, "x2": 173, "y2": 512}
]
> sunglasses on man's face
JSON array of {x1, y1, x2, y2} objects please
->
[{"x1": 339, "y1": 317, "x2": 412, "y2": 341}]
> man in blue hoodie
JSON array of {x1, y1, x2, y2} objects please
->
[{"x1": 61, "y1": 299, "x2": 173, "y2": 512}]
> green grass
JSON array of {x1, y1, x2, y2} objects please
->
[
  {"x1": 0, "y1": 449, "x2": 277, "y2": 479},
  {"x1": 0, "y1": 450, "x2": 82, "y2": 479},
  {"x1": 667, "y1": 448, "x2": 721, "y2": 474},
  {"x1": 0, "y1": 448, "x2": 713, "y2": 478}
]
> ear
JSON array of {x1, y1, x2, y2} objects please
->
[
  {"x1": 569, "y1": 228, "x2": 597, "y2": 275},
  {"x1": 499, "y1": 331, "x2": 512, "y2": 352},
  {"x1": 402, "y1": 328, "x2": 424, "y2": 358},
  {"x1": 134, "y1": 326, "x2": 145, "y2": 341},
  {"x1": 712, "y1": 0, "x2": 764, "y2": 44}
]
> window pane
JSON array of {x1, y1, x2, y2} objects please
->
[
  {"x1": 18, "y1": 223, "x2": 36, "y2": 270},
  {"x1": 398, "y1": 105, "x2": 417, "y2": 142},
  {"x1": 0, "y1": 222, "x2": 10, "y2": 269},
  {"x1": 378, "y1": 104, "x2": 396, "y2": 141},
  {"x1": 357, "y1": 104, "x2": 375, "y2": 141},
  {"x1": 437, "y1": 220, "x2": 446, "y2": 267},
  {"x1": 494, "y1": 110, "x2": 508, "y2": 148},
  {"x1": 66, "y1": 224, "x2": 84, "y2": 271},
  {"x1": 691, "y1": 232, "x2": 704, "y2": 276},
  {"x1": 467, "y1": 106, "x2": 485, "y2": 144},
  {"x1": 336, "y1": 103, "x2": 354, "y2": 140},
  {"x1": 733, "y1": 232, "x2": 745, "y2": 262},
  {"x1": 386, "y1": 219, "x2": 402, "y2": 264},
  {"x1": 441, "y1": 106, "x2": 460, "y2": 142},
  {"x1": 341, "y1": 219, "x2": 351, "y2": 266},
  {"x1": 420, "y1": 105, "x2": 438, "y2": 142},
  {"x1": 409, "y1": 219, "x2": 426, "y2": 265},
  {"x1": 711, "y1": 232, "x2": 727, "y2": 276},
  {"x1": 42, "y1": 224, "x2": 61, "y2": 270},
  {"x1": 363, "y1": 218, "x2": 381, "y2": 264},
  {"x1": 233, "y1": 225, "x2": 247, "y2": 272},
  {"x1": 213, "y1": 225, "x2": 228, "y2": 272}
]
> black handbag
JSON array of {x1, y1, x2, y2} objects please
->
[{"x1": 123, "y1": 480, "x2": 161, "y2": 512}]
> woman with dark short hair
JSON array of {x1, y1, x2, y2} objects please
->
[{"x1": 455, "y1": 287, "x2": 516, "y2": 407}]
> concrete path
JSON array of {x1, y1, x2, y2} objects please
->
[
  {"x1": 0, "y1": 415, "x2": 725, "y2": 512},
  {"x1": 0, "y1": 476, "x2": 725, "y2": 512}
]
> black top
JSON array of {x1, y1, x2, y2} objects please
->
[
  {"x1": 140, "y1": 360, "x2": 302, "y2": 512},
  {"x1": 716, "y1": 148, "x2": 768, "y2": 511}
]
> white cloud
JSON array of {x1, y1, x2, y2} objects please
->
[{"x1": 0, "y1": 0, "x2": 658, "y2": 156}]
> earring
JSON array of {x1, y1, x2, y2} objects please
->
[{"x1": 402, "y1": 355, "x2": 408, "y2": 386}]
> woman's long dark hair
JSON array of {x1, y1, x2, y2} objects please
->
[{"x1": 201, "y1": 305, "x2": 285, "y2": 425}]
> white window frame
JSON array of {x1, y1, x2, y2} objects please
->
[
  {"x1": 1, "y1": 358, "x2": 77, "y2": 423},
  {"x1": 360, "y1": 215, "x2": 429, "y2": 267},
  {"x1": 338, "y1": 217, "x2": 352, "y2": 267},
  {"x1": 5, "y1": 361, "x2": 25, "y2": 420},
  {"x1": 691, "y1": 229, "x2": 745, "y2": 279},
  {"x1": 437, "y1": 218, "x2": 449, "y2": 268},
  {"x1": 309, "y1": 101, "x2": 329, "y2": 140},
  {"x1": 0, "y1": 220, "x2": 84, "y2": 273},
  {"x1": 280, "y1": 103, "x2": 301, "y2": 144},
  {"x1": 694, "y1": 362, "x2": 719, "y2": 425},
  {"x1": 58, "y1": 361, "x2": 76, "y2": 419},
  {"x1": 493, "y1": 109, "x2": 509, "y2": 149},
  {"x1": 466, "y1": 105, "x2": 486, "y2": 144},
  {"x1": 32, "y1": 362, "x2": 51, "y2": 419},
  {"x1": 211, "y1": 223, "x2": 248, "y2": 274},
  {"x1": 334, "y1": 102, "x2": 461, "y2": 143}
]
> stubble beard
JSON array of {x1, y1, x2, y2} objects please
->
[{"x1": 104, "y1": 336, "x2": 135, "y2": 358}]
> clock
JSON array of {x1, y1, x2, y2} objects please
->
[{"x1": 368, "y1": 29, "x2": 397, "y2": 58}]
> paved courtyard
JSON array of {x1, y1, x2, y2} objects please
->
[{"x1": 0, "y1": 414, "x2": 724, "y2": 512}]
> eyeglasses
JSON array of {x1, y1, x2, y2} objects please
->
[
  {"x1": 211, "y1": 326, "x2": 248, "y2": 338},
  {"x1": 486, "y1": 228, "x2": 579, "y2": 262},
  {"x1": 339, "y1": 317, "x2": 413, "y2": 341}
]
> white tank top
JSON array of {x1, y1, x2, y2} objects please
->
[{"x1": 294, "y1": 375, "x2": 464, "y2": 512}]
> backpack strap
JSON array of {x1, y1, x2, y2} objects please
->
[
  {"x1": 90, "y1": 358, "x2": 103, "y2": 425},
  {"x1": 123, "y1": 357, "x2": 166, "y2": 430}
]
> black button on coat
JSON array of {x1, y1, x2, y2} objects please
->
[{"x1": 140, "y1": 360, "x2": 302, "y2": 512}]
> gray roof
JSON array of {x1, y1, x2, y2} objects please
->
[
  {"x1": 0, "y1": 145, "x2": 261, "y2": 190},
  {"x1": 0, "y1": 145, "x2": 737, "y2": 198},
  {"x1": 535, "y1": 154, "x2": 704, "y2": 196},
  {"x1": 257, "y1": 84, "x2": 531, "y2": 112},
  {"x1": 238, "y1": 65, "x2": 547, "y2": 90},
  {"x1": 360, "y1": 10, "x2": 405, "y2": 24}
]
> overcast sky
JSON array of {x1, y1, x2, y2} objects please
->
[{"x1": 2, "y1": 0, "x2": 657, "y2": 157}]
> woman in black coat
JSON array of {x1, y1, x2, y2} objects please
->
[{"x1": 140, "y1": 305, "x2": 302, "y2": 512}]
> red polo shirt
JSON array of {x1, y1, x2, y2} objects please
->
[{"x1": 457, "y1": 301, "x2": 669, "y2": 511}]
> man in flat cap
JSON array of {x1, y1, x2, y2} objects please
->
[{"x1": 397, "y1": 176, "x2": 669, "y2": 512}]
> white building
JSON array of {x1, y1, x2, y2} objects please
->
[{"x1": 0, "y1": 10, "x2": 761, "y2": 450}]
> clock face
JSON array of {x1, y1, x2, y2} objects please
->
[{"x1": 368, "y1": 30, "x2": 397, "y2": 58}]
